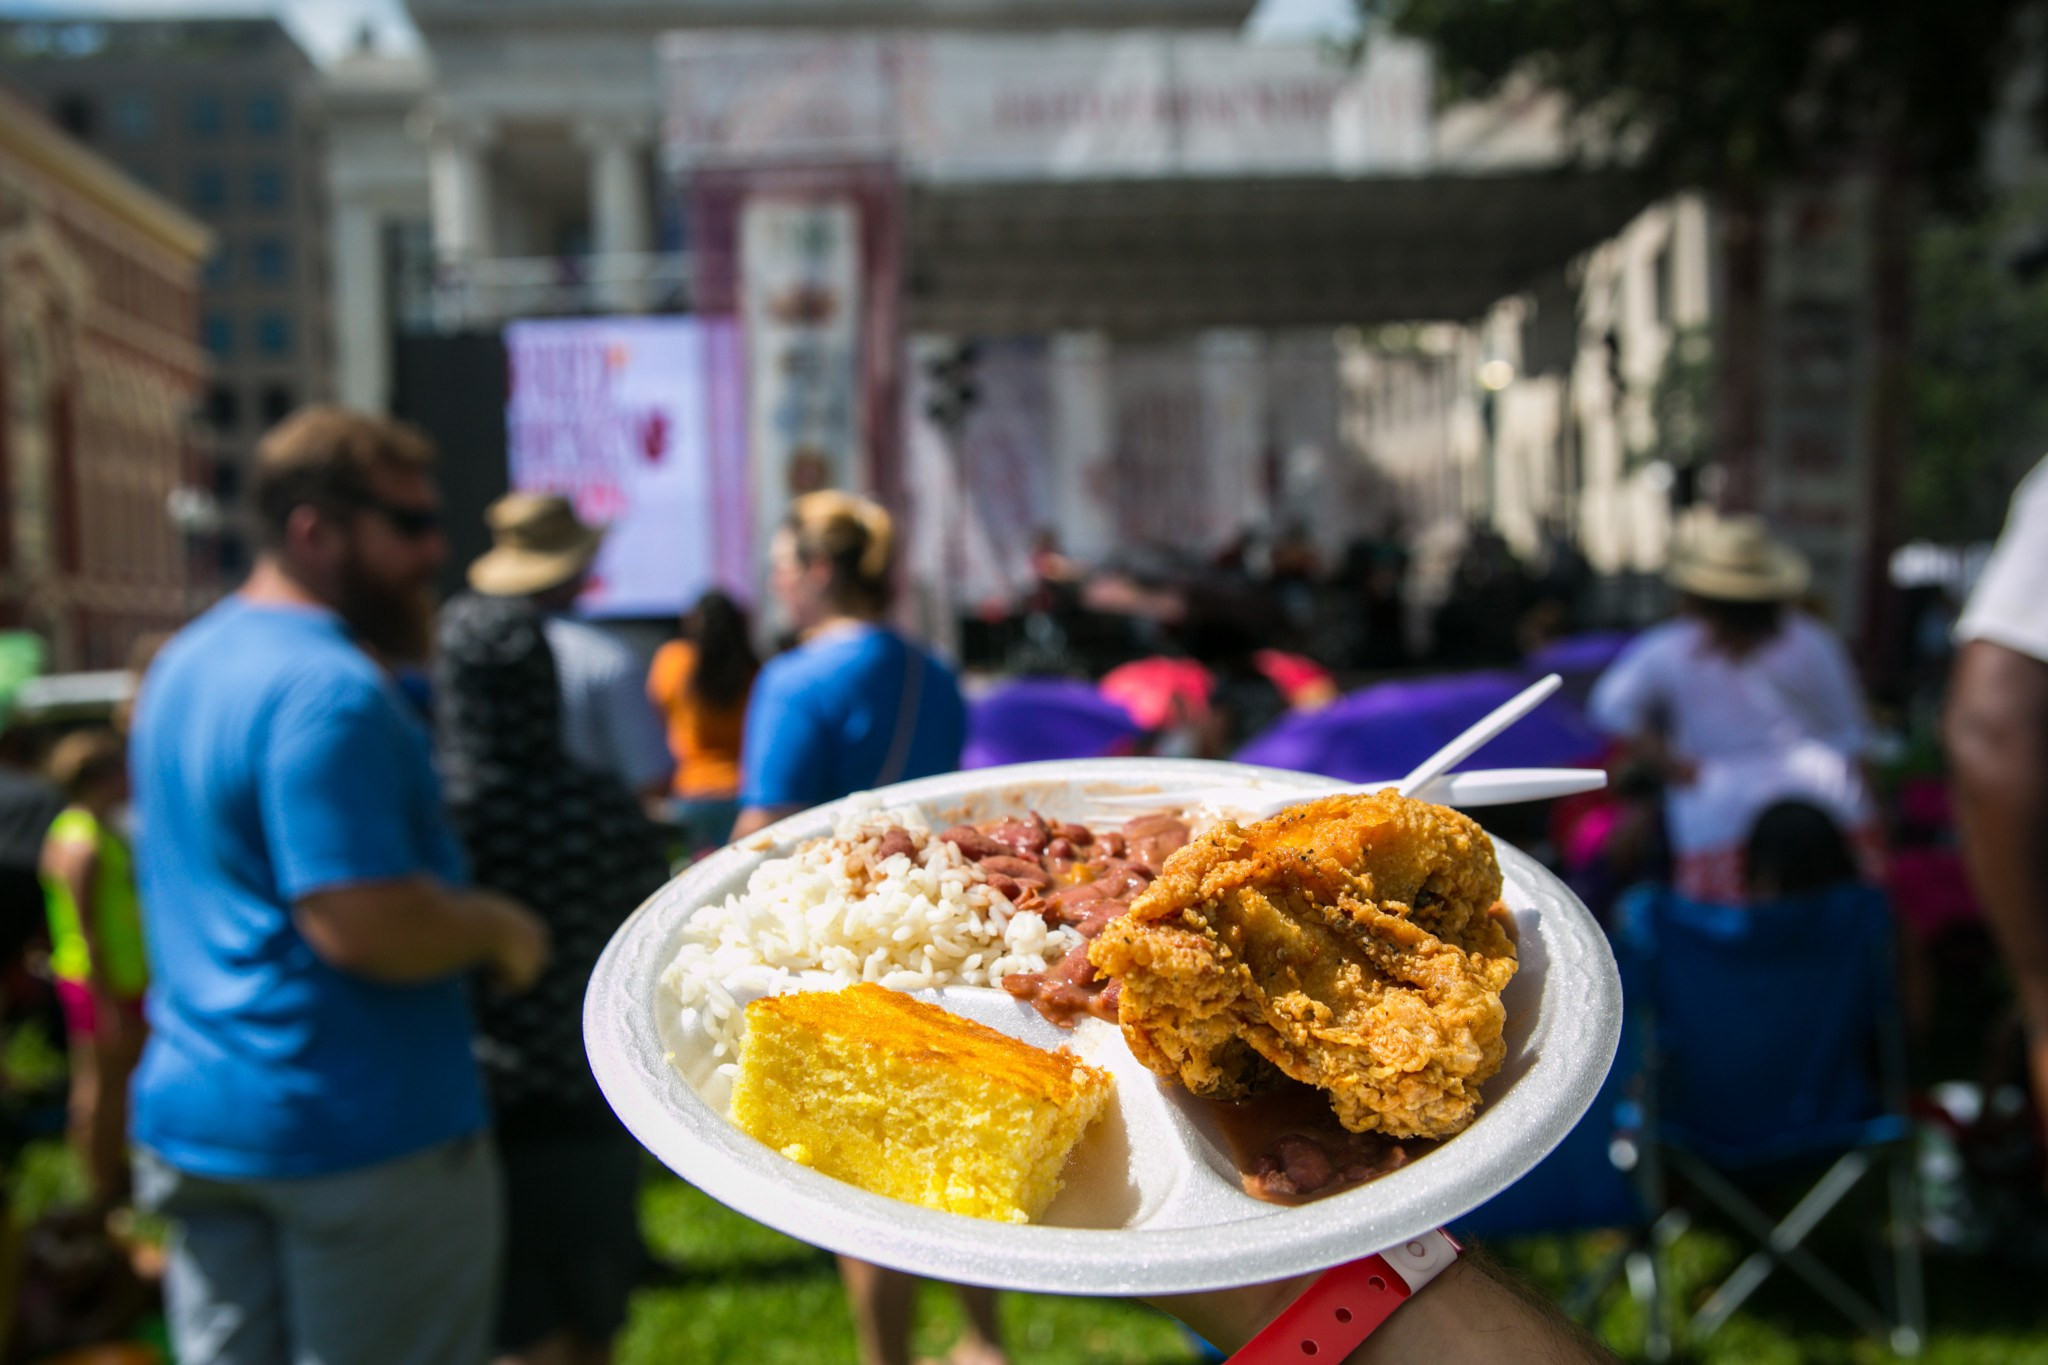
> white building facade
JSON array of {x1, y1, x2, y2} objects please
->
[
  {"x1": 322, "y1": 0, "x2": 1265, "y2": 413},
  {"x1": 324, "y1": 2, "x2": 1716, "y2": 629}
]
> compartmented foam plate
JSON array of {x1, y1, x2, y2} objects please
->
[{"x1": 584, "y1": 758, "x2": 1622, "y2": 1296}]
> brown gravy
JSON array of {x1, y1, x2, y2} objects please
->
[{"x1": 1196, "y1": 1080, "x2": 1426, "y2": 1205}]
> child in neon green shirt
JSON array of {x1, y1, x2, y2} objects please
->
[{"x1": 40, "y1": 728, "x2": 145, "y2": 1210}]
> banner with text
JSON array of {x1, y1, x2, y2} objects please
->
[{"x1": 504, "y1": 316, "x2": 750, "y2": 617}]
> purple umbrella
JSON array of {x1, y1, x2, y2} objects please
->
[
  {"x1": 1233, "y1": 671, "x2": 1605, "y2": 783},
  {"x1": 1528, "y1": 631, "x2": 1635, "y2": 678},
  {"x1": 1526, "y1": 630, "x2": 1636, "y2": 707},
  {"x1": 963, "y1": 677, "x2": 1144, "y2": 770}
]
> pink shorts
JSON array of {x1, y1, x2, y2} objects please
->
[{"x1": 54, "y1": 979, "x2": 145, "y2": 1040}]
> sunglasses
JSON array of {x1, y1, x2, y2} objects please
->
[{"x1": 345, "y1": 494, "x2": 443, "y2": 539}]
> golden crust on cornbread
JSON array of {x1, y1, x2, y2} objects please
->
[{"x1": 730, "y1": 983, "x2": 1114, "y2": 1223}]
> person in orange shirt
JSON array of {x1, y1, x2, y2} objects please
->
[{"x1": 647, "y1": 590, "x2": 758, "y2": 858}]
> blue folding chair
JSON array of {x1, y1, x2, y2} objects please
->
[
  {"x1": 1615, "y1": 882, "x2": 1925, "y2": 1357},
  {"x1": 1454, "y1": 1011, "x2": 1665, "y2": 1346}
]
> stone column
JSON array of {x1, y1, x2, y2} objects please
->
[
  {"x1": 577, "y1": 115, "x2": 651, "y2": 311},
  {"x1": 427, "y1": 113, "x2": 493, "y2": 265},
  {"x1": 331, "y1": 200, "x2": 387, "y2": 411}
]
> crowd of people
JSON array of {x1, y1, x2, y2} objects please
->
[
  {"x1": 4, "y1": 399, "x2": 2048, "y2": 1364},
  {"x1": 0, "y1": 405, "x2": 1637, "y2": 1365},
  {"x1": 984, "y1": 514, "x2": 1598, "y2": 689}
]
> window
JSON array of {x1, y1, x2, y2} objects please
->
[
  {"x1": 260, "y1": 384, "x2": 295, "y2": 426},
  {"x1": 189, "y1": 93, "x2": 224, "y2": 137},
  {"x1": 206, "y1": 385, "x2": 239, "y2": 432},
  {"x1": 52, "y1": 93, "x2": 97, "y2": 141},
  {"x1": 250, "y1": 167, "x2": 286, "y2": 211},
  {"x1": 112, "y1": 93, "x2": 151, "y2": 140},
  {"x1": 256, "y1": 313, "x2": 291, "y2": 357},
  {"x1": 191, "y1": 166, "x2": 227, "y2": 211},
  {"x1": 202, "y1": 245, "x2": 231, "y2": 288},
  {"x1": 203, "y1": 315, "x2": 234, "y2": 359},
  {"x1": 247, "y1": 92, "x2": 285, "y2": 136},
  {"x1": 6, "y1": 25, "x2": 53, "y2": 56},
  {"x1": 250, "y1": 237, "x2": 288, "y2": 285},
  {"x1": 54, "y1": 23, "x2": 105, "y2": 56}
]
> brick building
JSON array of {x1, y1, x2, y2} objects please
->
[
  {"x1": 2, "y1": 18, "x2": 331, "y2": 577},
  {"x1": 0, "y1": 85, "x2": 213, "y2": 670}
]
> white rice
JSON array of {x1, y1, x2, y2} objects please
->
[{"x1": 659, "y1": 808, "x2": 1081, "y2": 1068}]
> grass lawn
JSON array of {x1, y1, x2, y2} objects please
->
[
  {"x1": 627, "y1": 1173, "x2": 1206, "y2": 1365},
  {"x1": 11, "y1": 1011, "x2": 2048, "y2": 1364},
  {"x1": 9, "y1": 1139, "x2": 2048, "y2": 1363},
  {"x1": 1494, "y1": 1226, "x2": 2048, "y2": 1365},
  {"x1": 626, "y1": 1166, "x2": 2048, "y2": 1365}
]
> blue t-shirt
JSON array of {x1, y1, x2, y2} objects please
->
[
  {"x1": 741, "y1": 626, "x2": 966, "y2": 809},
  {"x1": 130, "y1": 598, "x2": 486, "y2": 1180}
]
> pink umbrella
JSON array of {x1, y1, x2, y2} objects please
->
[
  {"x1": 1254, "y1": 649, "x2": 1338, "y2": 710},
  {"x1": 1099, "y1": 657, "x2": 1214, "y2": 731}
]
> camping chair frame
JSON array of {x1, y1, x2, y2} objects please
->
[
  {"x1": 1631, "y1": 976, "x2": 1927, "y2": 1359},
  {"x1": 1517, "y1": 1091, "x2": 1678, "y2": 1359}
]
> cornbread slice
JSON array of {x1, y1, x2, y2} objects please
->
[{"x1": 730, "y1": 983, "x2": 1114, "y2": 1223}]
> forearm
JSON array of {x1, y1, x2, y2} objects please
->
[
  {"x1": 1351, "y1": 1255, "x2": 1616, "y2": 1364},
  {"x1": 638, "y1": 782, "x2": 671, "y2": 825},
  {"x1": 731, "y1": 805, "x2": 797, "y2": 842},
  {"x1": 294, "y1": 881, "x2": 516, "y2": 983},
  {"x1": 1155, "y1": 1250, "x2": 1615, "y2": 1365}
]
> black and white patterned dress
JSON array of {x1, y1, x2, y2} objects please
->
[{"x1": 435, "y1": 593, "x2": 671, "y2": 1134}]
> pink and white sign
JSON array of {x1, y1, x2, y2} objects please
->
[{"x1": 505, "y1": 316, "x2": 750, "y2": 618}]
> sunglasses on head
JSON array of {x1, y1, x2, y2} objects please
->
[{"x1": 344, "y1": 493, "x2": 443, "y2": 539}]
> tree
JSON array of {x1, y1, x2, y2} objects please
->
[
  {"x1": 1359, "y1": 0, "x2": 2041, "y2": 660},
  {"x1": 1912, "y1": 188, "x2": 2048, "y2": 544},
  {"x1": 1355, "y1": 0, "x2": 2033, "y2": 196}
]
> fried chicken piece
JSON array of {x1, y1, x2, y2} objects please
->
[{"x1": 1087, "y1": 791, "x2": 1517, "y2": 1140}]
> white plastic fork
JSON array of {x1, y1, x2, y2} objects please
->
[
  {"x1": 1394, "y1": 673, "x2": 1566, "y2": 798},
  {"x1": 1090, "y1": 674, "x2": 1604, "y2": 823},
  {"x1": 1089, "y1": 764, "x2": 1609, "y2": 826}
]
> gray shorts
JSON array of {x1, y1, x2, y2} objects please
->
[{"x1": 134, "y1": 1134, "x2": 503, "y2": 1365}]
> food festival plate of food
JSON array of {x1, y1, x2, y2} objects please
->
[{"x1": 585, "y1": 758, "x2": 1622, "y2": 1296}]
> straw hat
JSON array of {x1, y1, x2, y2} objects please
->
[
  {"x1": 1667, "y1": 514, "x2": 1809, "y2": 603},
  {"x1": 468, "y1": 492, "x2": 603, "y2": 598}
]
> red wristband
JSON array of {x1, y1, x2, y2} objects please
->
[{"x1": 1227, "y1": 1229, "x2": 1462, "y2": 1363}]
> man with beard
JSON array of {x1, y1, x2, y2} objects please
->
[{"x1": 128, "y1": 407, "x2": 550, "y2": 1365}]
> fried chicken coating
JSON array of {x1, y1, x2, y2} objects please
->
[{"x1": 1087, "y1": 790, "x2": 1518, "y2": 1139}]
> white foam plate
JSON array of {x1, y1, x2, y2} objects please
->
[{"x1": 585, "y1": 758, "x2": 1621, "y2": 1295}]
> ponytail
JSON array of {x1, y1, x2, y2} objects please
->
[{"x1": 786, "y1": 490, "x2": 895, "y2": 617}]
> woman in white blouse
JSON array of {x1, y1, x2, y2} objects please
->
[{"x1": 1590, "y1": 515, "x2": 1878, "y2": 903}]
